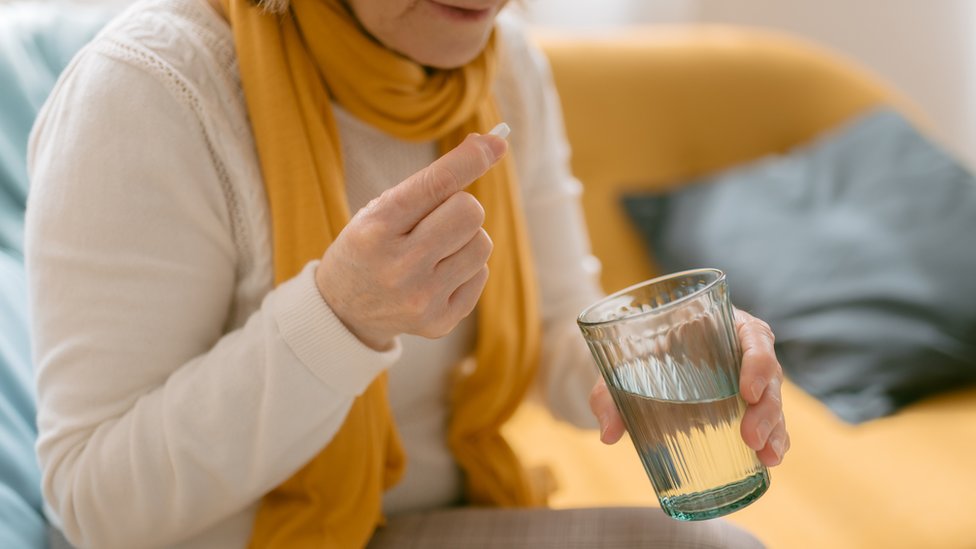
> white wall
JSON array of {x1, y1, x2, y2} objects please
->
[
  {"x1": 697, "y1": 0, "x2": 976, "y2": 169},
  {"x1": 524, "y1": 0, "x2": 976, "y2": 169},
  {"x1": 521, "y1": 0, "x2": 699, "y2": 27}
]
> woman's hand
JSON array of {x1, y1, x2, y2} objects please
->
[
  {"x1": 315, "y1": 133, "x2": 507, "y2": 350},
  {"x1": 588, "y1": 308, "x2": 790, "y2": 466}
]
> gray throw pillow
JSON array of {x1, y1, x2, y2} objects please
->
[{"x1": 622, "y1": 108, "x2": 976, "y2": 423}]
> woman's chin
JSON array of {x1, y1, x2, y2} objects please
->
[{"x1": 405, "y1": 31, "x2": 494, "y2": 69}]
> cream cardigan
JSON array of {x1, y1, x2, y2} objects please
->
[{"x1": 26, "y1": 0, "x2": 603, "y2": 546}]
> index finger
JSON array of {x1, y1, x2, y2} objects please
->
[{"x1": 380, "y1": 131, "x2": 508, "y2": 234}]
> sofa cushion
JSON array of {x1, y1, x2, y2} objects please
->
[
  {"x1": 1, "y1": 4, "x2": 113, "y2": 547},
  {"x1": 0, "y1": 250, "x2": 45, "y2": 548},
  {"x1": 623, "y1": 108, "x2": 976, "y2": 423}
]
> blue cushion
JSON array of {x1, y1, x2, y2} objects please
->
[
  {"x1": 1, "y1": 4, "x2": 112, "y2": 547},
  {"x1": 0, "y1": 251, "x2": 44, "y2": 548},
  {"x1": 623, "y1": 109, "x2": 976, "y2": 423}
]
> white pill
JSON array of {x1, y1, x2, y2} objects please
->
[{"x1": 488, "y1": 122, "x2": 511, "y2": 140}]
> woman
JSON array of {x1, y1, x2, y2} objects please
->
[{"x1": 26, "y1": 0, "x2": 790, "y2": 546}]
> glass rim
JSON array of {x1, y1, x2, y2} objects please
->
[{"x1": 577, "y1": 268, "x2": 726, "y2": 327}]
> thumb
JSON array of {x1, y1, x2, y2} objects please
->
[{"x1": 380, "y1": 130, "x2": 508, "y2": 234}]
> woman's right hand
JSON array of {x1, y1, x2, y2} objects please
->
[{"x1": 315, "y1": 132, "x2": 507, "y2": 350}]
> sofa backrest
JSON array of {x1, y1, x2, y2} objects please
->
[{"x1": 538, "y1": 26, "x2": 909, "y2": 293}]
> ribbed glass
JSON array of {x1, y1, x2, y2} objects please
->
[{"x1": 578, "y1": 269, "x2": 768, "y2": 521}]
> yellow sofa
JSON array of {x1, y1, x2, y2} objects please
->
[{"x1": 505, "y1": 26, "x2": 976, "y2": 549}]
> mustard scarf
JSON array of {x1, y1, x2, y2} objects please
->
[{"x1": 221, "y1": 0, "x2": 543, "y2": 545}]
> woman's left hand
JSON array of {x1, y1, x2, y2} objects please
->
[{"x1": 587, "y1": 308, "x2": 790, "y2": 467}]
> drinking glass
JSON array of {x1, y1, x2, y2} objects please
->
[{"x1": 577, "y1": 268, "x2": 768, "y2": 521}]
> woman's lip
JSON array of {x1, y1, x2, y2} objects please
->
[{"x1": 427, "y1": 0, "x2": 494, "y2": 22}]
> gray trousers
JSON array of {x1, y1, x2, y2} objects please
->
[
  {"x1": 368, "y1": 507, "x2": 764, "y2": 549},
  {"x1": 49, "y1": 507, "x2": 763, "y2": 548}
]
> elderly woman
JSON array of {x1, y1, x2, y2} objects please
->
[{"x1": 26, "y1": 0, "x2": 789, "y2": 547}]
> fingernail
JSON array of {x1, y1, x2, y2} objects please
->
[
  {"x1": 751, "y1": 378, "x2": 767, "y2": 401},
  {"x1": 478, "y1": 125, "x2": 508, "y2": 161},
  {"x1": 756, "y1": 420, "x2": 773, "y2": 447},
  {"x1": 488, "y1": 122, "x2": 511, "y2": 140},
  {"x1": 771, "y1": 435, "x2": 786, "y2": 460},
  {"x1": 598, "y1": 414, "x2": 610, "y2": 440}
]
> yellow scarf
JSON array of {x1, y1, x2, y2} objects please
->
[{"x1": 222, "y1": 0, "x2": 543, "y2": 546}]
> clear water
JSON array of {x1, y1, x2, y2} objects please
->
[
  {"x1": 613, "y1": 389, "x2": 769, "y2": 520},
  {"x1": 579, "y1": 272, "x2": 766, "y2": 519}
]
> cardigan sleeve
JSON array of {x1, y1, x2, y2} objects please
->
[{"x1": 26, "y1": 43, "x2": 399, "y2": 548}]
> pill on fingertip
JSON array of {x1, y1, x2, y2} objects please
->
[{"x1": 488, "y1": 122, "x2": 511, "y2": 140}]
